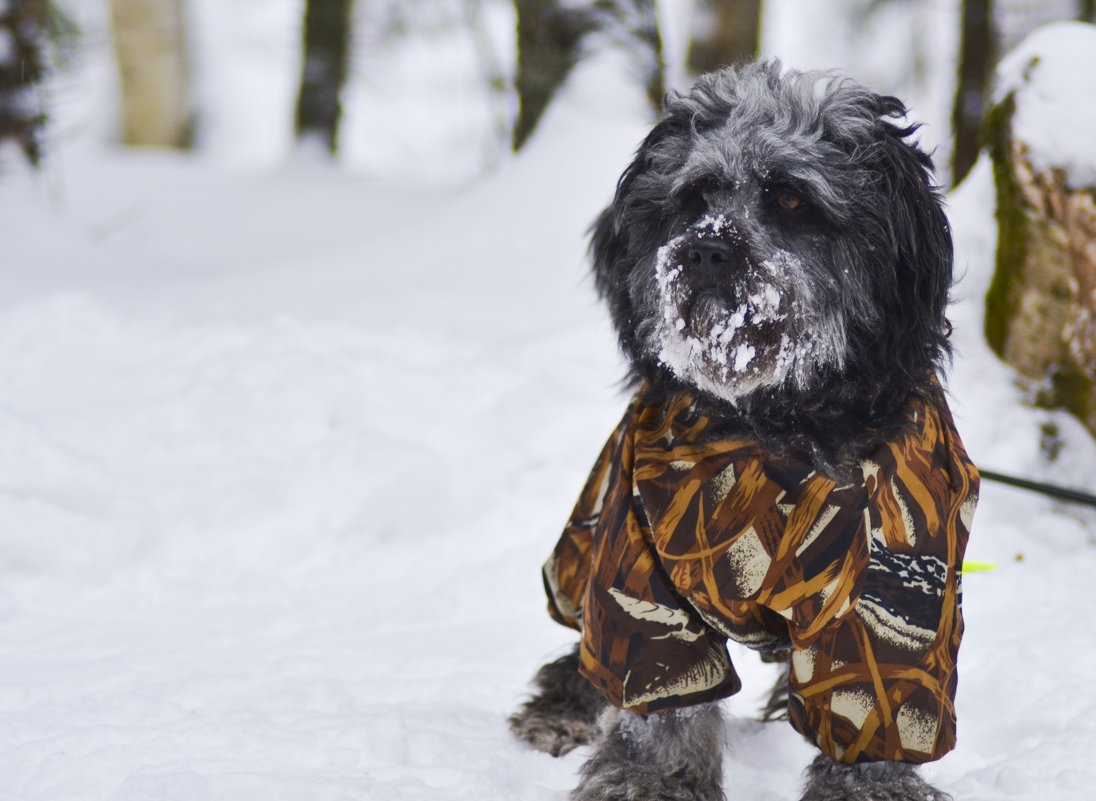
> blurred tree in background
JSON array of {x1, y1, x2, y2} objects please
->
[
  {"x1": 951, "y1": 0, "x2": 995, "y2": 186},
  {"x1": 296, "y1": 0, "x2": 354, "y2": 154},
  {"x1": 686, "y1": 0, "x2": 761, "y2": 74},
  {"x1": 6, "y1": 0, "x2": 1091, "y2": 176},
  {"x1": 513, "y1": 0, "x2": 597, "y2": 150},
  {"x1": 0, "y1": 0, "x2": 48, "y2": 164},
  {"x1": 512, "y1": 0, "x2": 663, "y2": 150},
  {"x1": 110, "y1": 0, "x2": 190, "y2": 148}
]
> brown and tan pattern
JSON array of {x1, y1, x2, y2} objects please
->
[{"x1": 544, "y1": 385, "x2": 979, "y2": 764}]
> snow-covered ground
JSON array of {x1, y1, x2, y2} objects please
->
[{"x1": 2, "y1": 7, "x2": 1096, "y2": 801}]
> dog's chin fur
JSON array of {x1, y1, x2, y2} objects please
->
[
  {"x1": 591, "y1": 59, "x2": 954, "y2": 474},
  {"x1": 645, "y1": 217, "x2": 849, "y2": 405}
]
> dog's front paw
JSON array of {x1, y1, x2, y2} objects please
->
[
  {"x1": 572, "y1": 756, "x2": 722, "y2": 801},
  {"x1": 509, "y1": 647, "x2": 608, "y2": 756},
  {"x1": 799, "y1": 755, "x2": 952, "y2": 801},
  {"x1": 571, "y1": 706, "x2": 726, "y2": 801},
  {"x1": 508, "y1": 700, "x2": 602, "y2": 757}
]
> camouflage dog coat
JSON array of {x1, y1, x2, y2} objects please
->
[{"x1": 544, "y1": 385, "x2": 979, "y2": 764}]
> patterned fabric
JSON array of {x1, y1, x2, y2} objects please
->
[{"x1": 543, "y1": 385, "x2": 979, "y2": 764}]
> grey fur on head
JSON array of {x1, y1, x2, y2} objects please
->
[{"x1": 591, "y1": 59, "x2": 953, "y2": 470}]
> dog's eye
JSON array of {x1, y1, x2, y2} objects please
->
[{"x1": 776, "y1": 192, "x2": 802, "y2": 211}]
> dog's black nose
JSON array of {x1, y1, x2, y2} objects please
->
[{"x1": 687, "y1": 240, "x2": 734, "y2": 273}]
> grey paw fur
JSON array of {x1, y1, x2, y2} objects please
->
[
  {"x1": 799, "y1": 755, "x2": 953, "y2": 801},
  {"x1": 571, "y1": 704, "x2": 726, "y2": 801},
  {"x1": 509, "y1": 646, "x2": 609, "y2": 756}
]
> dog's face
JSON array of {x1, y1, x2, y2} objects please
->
[
  {"x1": 592, "y1": 61, "x2": 953, "y2": 418},
  {"x1": 645, "y1": 178, "x2": 852, "y2": 404}
]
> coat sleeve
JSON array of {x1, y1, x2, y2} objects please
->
[{"x1": 542, "y1": 408, "x2": 630, "y2": 631}]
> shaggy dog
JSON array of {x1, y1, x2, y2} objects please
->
[{"x1": 509, "y1": 61, "x2": 979, "y2": 801}]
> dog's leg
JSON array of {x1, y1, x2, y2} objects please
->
[
  {"x1": 572, "y1": 702, "x2": 725, "y2": 801},
  {"x1": 799, "y1": 755, "x2": 952, "y2": 801},
  {"x1": 509, "y1": 645, "x2": 609, "y2": 756}
]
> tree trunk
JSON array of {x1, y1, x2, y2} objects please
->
[
  {"x1": 512, "y1": 0, "x2": 594, "y2": 151},
  {"x1": 631, "y1": 0, "x2": 665, "y2": 110},
  {"x1": 951, "y1": 0, "x2": 995, "y2": 187},
  {"x1": 513, "y1": 0, "x2": 663, "y2": 152},
  {"x1": 687, "y1": 0, "x2": 761, "y2": 75},
  {"x1": 111, "y1": 0, "x2": 190, "y2": 148},
  {"x1": 0, "y1": 0, "x2": 47, "y2": 164},
  {"x1": 295, "y1": 0, "x2": 353, "y2": 154}
]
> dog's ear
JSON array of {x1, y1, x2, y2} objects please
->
[
  {"x1": 590, "y1": 111, "x2": 690, "y2": 367},
  {"x1": 868, "y1": 98, "x2": 955, "y2": 375}
]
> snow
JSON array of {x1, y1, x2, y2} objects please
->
[
  {"x1": 0, "y1": 28, "x2": 15, "y2": 67},
  {"x1": 2, "y1": 8, "x2": 1096, "y2": 801},
  {"x1": 993, "y1": 21, "x2": 1096, "y2": 188},
  {"x1": 732, "y1": 343, "x2": 756, "y2": 373},
  {"x1": 187, "y1": 0, "x2": 302, "y2": 168}
]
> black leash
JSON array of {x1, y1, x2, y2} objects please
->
[{"x1": 979, "y1": 468, "x2": 1096, "y2": 509}]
